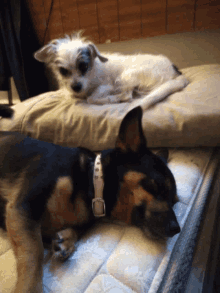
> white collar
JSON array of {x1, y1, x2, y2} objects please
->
[{"x1": 92, "y1": 154, "x2": 106, "y2": 217}]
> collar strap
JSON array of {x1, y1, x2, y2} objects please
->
[{"x1": 92, "y1": 154, "x2": 106, "y2": 217}]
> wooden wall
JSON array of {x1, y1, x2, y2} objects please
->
[{"x1": 27, "y1": 0, "x2": 220, "y2": 45}]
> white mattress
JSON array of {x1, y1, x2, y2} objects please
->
[{"x1": 1, "y1": 147, "x2": 219, "y2": 292}]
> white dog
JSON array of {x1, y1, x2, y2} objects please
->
[{"x1": 34, "y1": 32, "x2": 189, "y2": 108}]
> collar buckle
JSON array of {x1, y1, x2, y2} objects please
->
[
  {"x1": 93, "y1": 154, "x2": 106, "y2": 217},
  {"x1": 92, "y1": 198, "x2": 106, "y2": 217}
]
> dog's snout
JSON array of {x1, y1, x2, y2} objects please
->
[
  {"x1": 166, "y1": 219, "x2": 180, "y2": 237},
  {"x1": 71, "y1": 82, "x2": 82, "y2": 93}
]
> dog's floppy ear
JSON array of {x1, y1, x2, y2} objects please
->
[
  {"x1": 34, "y1": 42, "x2": 57, "y2": 63},
  {"x1": 116, "y1": 106, "x2": 147, "y2": 153},
  {"x1": 87, "y1": 44, "x2": 108, "y2": 63}
]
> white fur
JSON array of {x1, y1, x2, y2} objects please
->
[{"x1": 34, "y1": 33, "x2": 189, "y2": 109}]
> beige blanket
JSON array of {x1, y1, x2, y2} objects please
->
[{"x1": 1, "y1": 64, "x2": 220, "y2": 150}]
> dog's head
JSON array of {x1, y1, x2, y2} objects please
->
[
  {"x1": 34, "y1": 32, "x2": 108, "y2": 99},
  {"x1": 101, "y1": 106, "x2": 180, "y2": 239}
]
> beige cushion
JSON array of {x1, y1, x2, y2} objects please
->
[{"x1": 1, "y1": 64, "x2": 220, "y2": 150}]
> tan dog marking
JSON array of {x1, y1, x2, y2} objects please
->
[
  {"x1": 111, "y1": 171, "x2": 153, "y2": 224},
  {"x1": 111, "y1": 171, "x2": 170, "y2": 223},
  {"x1": 148, "y1": 201, "x2": 169, "y2": 212},
  {"x1": 123, "y1": 171, "x2": 154, "y2": 205},
  {"x1": 44, "y1": 176, "x2": 89, "y2": 233}
]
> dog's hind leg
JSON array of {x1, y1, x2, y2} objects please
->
[
  {"x1": 6, "y1": 201, "x2": 44, "y2": 293},
  {"x1": 140, "y1": 75, "x2": 189, "y2": 110}
]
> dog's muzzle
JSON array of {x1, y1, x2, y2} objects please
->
[{"x1": 92, "y1": 154, "x2": 106, "y2": 217}]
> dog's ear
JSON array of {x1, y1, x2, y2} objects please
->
[
  {"x1": 115, "y1": 106, "x2": 147, "y2": 153},
  {"x1": 87, "y1": 44, "x2": 108, "y2": 63},
  {"x1": 34, "y1": 42, "x2": 57, "y2": 63}
]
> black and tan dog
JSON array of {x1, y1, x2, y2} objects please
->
[{"x1": 0, "y1": 105, "x2": 180, "y2": 293}]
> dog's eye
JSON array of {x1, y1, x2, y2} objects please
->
[
  {"x1": 59, "y1": 67, "x2": 71, "y2": 76},
  {"x1": 78, "y1": 62, "x2": 88, "y2": 75},
  {"x1": 141, "y1": 178, "x2": 157, "y2": 196}
]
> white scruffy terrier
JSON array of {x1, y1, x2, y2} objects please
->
[{"x1": 34, "y1": 32, "x2": 189, "y2": 108}]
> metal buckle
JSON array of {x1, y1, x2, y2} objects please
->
[{"x1": 92, "y1": 198, "x2": 106, "y2": 217}]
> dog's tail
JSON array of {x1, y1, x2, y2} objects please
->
[{"x1": 0, "y1": 105, "x2": 14, "y2": 118}]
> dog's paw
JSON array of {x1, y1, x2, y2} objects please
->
[{"x1": 52, "y1": 228, "x2": 77, "y2": 261}]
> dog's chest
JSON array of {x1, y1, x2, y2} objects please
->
[{"x1": 41, "y1": 176, "x2": 89, "y2": 235}]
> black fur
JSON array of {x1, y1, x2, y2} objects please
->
[
  {"x1": 77, "y1": 48, "x2": 91, "y2": 76},
  {"x1": 0, "y1": 105, "x2": 180, "y2": 293}
]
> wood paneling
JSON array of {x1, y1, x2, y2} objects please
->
[
  {"x1": 43, "y1": 0, "x2": 63, "y2": 43},
  {"x1": 195, "y1": 0, "x2": 220, "y2": 30},
  {"x1": 167, "y1": 0, "x2": 195, "y2": 33},
  {"x1": 77, "y1": 0, "x2": 99, "y2": 43},
  {"x1": 97, "y1": 0, "x2": 120, "y2": 43},
  {"x1": 141, "y1": 1, "x2": 167, "y2": 37},
  {"x1": 60, "y1": 0, "x2": 80, "y2": 35},
  {"x1": 26, "y1": 0, "x2": 220, "y2": 45},
  {"x1": 118, "y1": 0, "x2": 141, "y2": 41}
]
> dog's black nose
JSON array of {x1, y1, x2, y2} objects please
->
[
  {"x1": 166, "y1": 220, "x2": 181, "y2": 237},
  {"x1": 71, "y1": 82, "x2": 82, "y2": 93}
]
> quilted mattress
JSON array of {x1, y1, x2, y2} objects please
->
[{"x1": 0, "y1": 146, "x2": 219, "y2": 293}]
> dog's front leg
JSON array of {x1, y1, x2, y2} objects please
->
[
  {"x1": 87, "y1": 84, "x2": 120, "y2": 104},
  {"x1": 6, "y1": 202, "x2": 44, "y2": 293}
]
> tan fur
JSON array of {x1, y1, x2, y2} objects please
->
[
  {"x1": 43, "y1": 176, "x2": 89, "y2": 234},
  {"x1": 148, "y1": 201, "x2": 169, "y2": 212},
  {"x1": 6, "y1": 200, "x2": 43, "y2": 293},
  {"x1": 123, "y1": 172, "x2": 153, "y2": 205},
  {"x1": 111, "y1": 171, "x2": 152, "y2": 224},
  {"x1": 111, "y1": 171, "x2": 169, "y2": 223}
]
